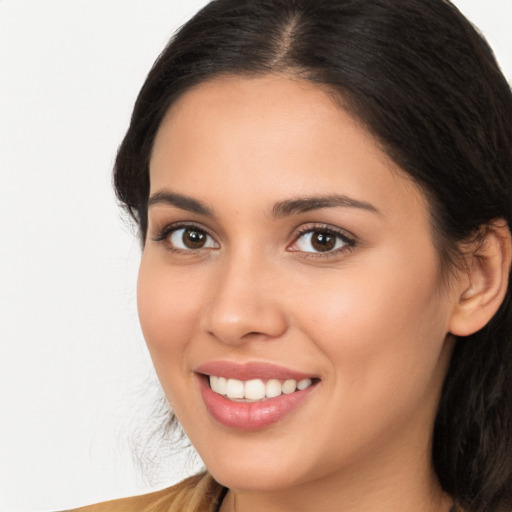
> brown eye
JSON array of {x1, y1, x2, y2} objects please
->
[
  {"x1": 310, "y1": 231, "x2": 336, "y2": 252},
  {"x1": 182, "y1": 228, "x2": 206, "y2": 248},
  {"x1": 168, "y1": 227, "x2": 217, "y2": 250},
  {"x1": 291, "y1": 228, "x2": 351, "y2": 254}
]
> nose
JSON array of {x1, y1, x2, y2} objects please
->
[{"x1": 201, "y1": 253, "x2": 288, "y2": 345}]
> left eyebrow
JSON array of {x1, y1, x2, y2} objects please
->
[
  {"x1": 271, "y1": 194, "x2": 382, "y2": 217},
  {"x1": 148, "y1": 190, "x2": 213, "y2": 216}
]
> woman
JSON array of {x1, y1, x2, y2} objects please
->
[{"x1": 71, "y1": 0, "x2": 512, "y2": 511}]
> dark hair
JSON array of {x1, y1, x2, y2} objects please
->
[{"x1": 114, "y1": 0, "x2": 512, "y2": 510}]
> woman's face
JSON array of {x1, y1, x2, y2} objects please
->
[{"x1": 138, "y1": 75, "x2": 459, "y2": 492}]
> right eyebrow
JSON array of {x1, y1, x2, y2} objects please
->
[
  {"x1": 148, "y1": 190, "x2": 213, "y2": 216},
  {"x1": 271, "y1": 194, "x2": 381, "y2": 218}
]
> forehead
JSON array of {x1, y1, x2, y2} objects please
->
[{"x1": 149, "y1": 74, "x2": 426, "y2": 222}]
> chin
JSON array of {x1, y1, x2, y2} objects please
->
[
  {"x1": 209, "y1": 462, "x2": 304, "y2": 492},
  {"x1": 195, "y1": 435, "x2": 327, "y2": 493}
]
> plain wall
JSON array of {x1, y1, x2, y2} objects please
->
[{"x1": 1, "y1": 1, "x2": 511, "y2": 511}]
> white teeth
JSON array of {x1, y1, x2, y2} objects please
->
[
  {"x1": 217, "y1": 376, "x2": 227, "y2": 395},
  {"x1": 265, "y1": 379, "x2": 282, "y2": 398},
  {"x1": 282, "y1": 379, "x2": 297, "y2": 394},
  {"x1": 209, "y1": 376, "x2": 314, "y2": 400},
  {"x1": 297, "y1": 378, "x2": 312, "y2": 390},
  {"x1": 244, "y1": 379, "x2": 266, "y2": 400},
  {"x1": 210, "y1": 375, "x2": 228, "y2": 395},
  {"x1": 226, "y1": 378, "x2": 244, "y2": 399}
]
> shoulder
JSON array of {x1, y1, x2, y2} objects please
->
[{"x1": 62, "y1": 472, "x2": 226, "y2": 512}]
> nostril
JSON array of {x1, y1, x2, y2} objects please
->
[{"x1": 243, "y1": 331, "x2": 270, "y2": 339}]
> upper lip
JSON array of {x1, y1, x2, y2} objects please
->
[{"x1": 195, "y1": 361, "x2": 317, "y2": 381}]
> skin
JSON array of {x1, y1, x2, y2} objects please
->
[{"x1": 138, "y1": 75, "x2": 466, "y2": 512}]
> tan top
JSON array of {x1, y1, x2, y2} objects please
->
[{"x1": 64, "y1": 473, "x2": 226, "y2": 512}]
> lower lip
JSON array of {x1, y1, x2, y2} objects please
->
[{"x1": 198, "y1": 376, "x2": 318, "y2": 430}]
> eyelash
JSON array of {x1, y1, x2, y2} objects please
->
[
  {"x1": 152, "y1": 222, "x2": 356, "y2": 257},
  {"x1": 289, "y1": 225, "x2": 356, "y2": 258},
  {"x1": 152, "y1": 222, "x2": 217, "y2": 254}
]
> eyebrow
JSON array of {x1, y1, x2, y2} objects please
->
[
  {"x1": 148, "y1": 190, "x2": 381, "y2": 218},
  {"x1": 148, "y1": 191, "x2": 213, "y2": 216},
  {"x1": 271, "y1": 195, "x2": 381, "y2": 217}
]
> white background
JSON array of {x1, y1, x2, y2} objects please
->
[{"x1": 1, "y1": 1, "x2": 511, "y2": 511}]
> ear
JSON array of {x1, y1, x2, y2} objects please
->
[{"x1": 449, "y1": 220, "x2": 512, "y2": 337}]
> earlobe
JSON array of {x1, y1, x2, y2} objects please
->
[{"x1": 449, "y1": 220, "x2": 512, "y2": 337}]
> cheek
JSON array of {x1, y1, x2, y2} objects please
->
[
  {"x1": 136, "y1": 254, "x2": 206, "y2": 381},
  {"x1": 299, "y1": 247, "x2": 449, "y2": 402}
]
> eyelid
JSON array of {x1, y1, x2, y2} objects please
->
[
  {"x1": 287, "y1": 223, "x2": 356, "y2": 256},
  {"x1": 151, "y1": 220, "x2": 355, "y2": 256},
  {"x1": 152, "y1": 221, "x2": 219, "y2": 250}
]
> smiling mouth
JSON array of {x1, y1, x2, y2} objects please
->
[
  {"x1": 197, "y1": 366, "x2": 320, "y2": 429},
  {"x1": 208, "y1": 375, "x2": 317, "y2": 402}
]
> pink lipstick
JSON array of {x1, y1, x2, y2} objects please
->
[{"x1": 196, "y1": 362, "x2": 319, "y2": 430}]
